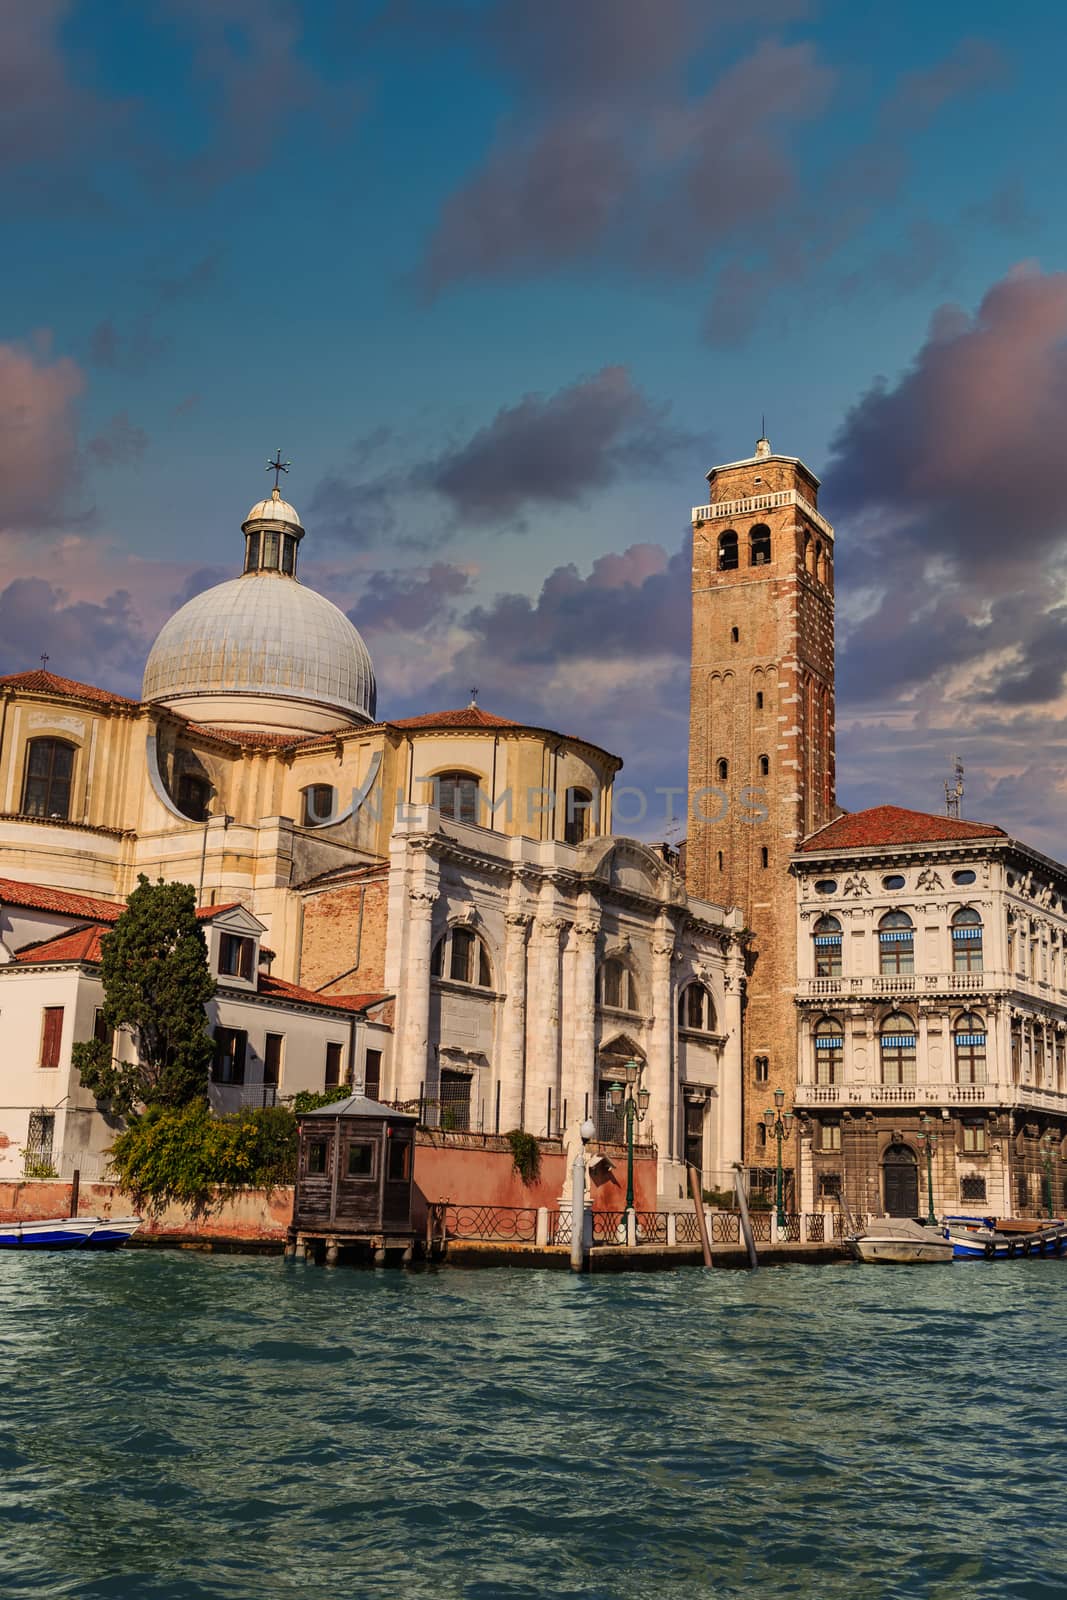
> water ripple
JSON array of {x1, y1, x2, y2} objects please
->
[{"x1": 1, "y1": 1253, "x2": 1065, "y2": 1598}]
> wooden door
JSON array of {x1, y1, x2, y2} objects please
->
[{"x1": 883, "y1": 1145, "x2": 919, "y2": 1216}]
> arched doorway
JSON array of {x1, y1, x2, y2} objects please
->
[{"x1": 883, "y1": 1143, "x2": 919, "y2": 1216}]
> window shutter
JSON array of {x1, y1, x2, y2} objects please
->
[{"x1": 41, "y1": 1007, "x2": 64, "y2": 1068}]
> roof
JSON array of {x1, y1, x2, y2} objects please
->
[
  {"x1": 387, "y1": 706, "x2": 520, "y2": 731},
  {"x1": 299, "y1": 1088, "x2": 415, "y2": 1120},
  {"x1": 799, "y1": 805, "x2": 1007, "y2": 854},
  {"x1": 255, "y1": 975, "x2": 390, "y2": 1014},
  {"x1": 186, "y1": 724, "x2": 317, "y2": 749},
  {"x1": 15, "y1": 925, "x2": 106, "y2": 965},
  {"x1": 0, "y1": 669, "x2": 137, "y2": 706},
  {"x1": 0, "y1": 877, "x2": 124, "y2": 921},
  {"x1": 0, "y1": 876, "x2": 241, "y2": 925}
]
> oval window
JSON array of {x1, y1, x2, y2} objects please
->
[
  {"x1": 952, "y1": 869, "x2": 976, "y2": 886},
  {"x1": 882, "y1": 874, "x2": 905, "y2": 890},
  {"x1": 814, "y1": 879, "x2": 838, "y2": 895}
]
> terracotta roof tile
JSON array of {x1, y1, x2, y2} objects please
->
[
  {"x1": 799, "y1": 805, "x2": 1006, "y2": 854},
  {"x1": 186, "y1": 724, "x2": 318, "y2": 749},
  {"x1": 0, "y1": 877, "x2": 124, "y2": 921},
  {"x1": 256, "y1": 975, "x2": 390, "y2": 1013},
  {"x1": 15, "y1": 925, "x2": 107, "y2": 964},
  {"x1": 386, "y1": 706, "x2": 520, "y2": 731},
  {"x1": 0, "y1": 669, "x2": 136, "y2": 706}
]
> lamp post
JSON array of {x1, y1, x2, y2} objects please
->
[
  {"x1": 917, "y1": 1113, "x2": 939, "y2": 1227},
  {"x1": 608, "y1": 1059, "x2": 650, "y2": 1214},
  {"x1": 1040, "y1": 1131, "x2": 1056, "y2": 1220},
  {"x1": 762, "y1": 1088, "x2": 794, "y2": 1232}
]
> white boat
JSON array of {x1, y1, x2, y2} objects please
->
[
  {"x1": 849, "y1": 1217, "x2": 954, "y2": 1264},
  {"x1": 0, "y1": 1216, "x2": 142, "y2": 1250}
]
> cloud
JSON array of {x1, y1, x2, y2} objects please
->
[
  {"x1": 348, "y1": 563, "x2": 473, "y2": 635},
  {"x1": 87, "y1": 411, "x2": 149, "y2": 468},
  {"x1": 311, "y1": 370, "x2": 692, "y2": 545},
  {"x1": 0, "y1": 340, "x2": 85, "y2": 530},
  {"x1": 88, "y1": 315, "x2": 170, "y2": 375},
  {"x1": 0, "y1": 577, "x2": 148, "y2": 692},
  {"x1": 426, "y1": 367, "x2": 692, "y2": 525}
]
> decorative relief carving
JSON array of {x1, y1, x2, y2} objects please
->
[
  {"x1": 915, "y1": 867, "x2": 944, "y2": 892},
  {"x1": 841, "y1": 875, "x2": 870, "y2": 898},
  {"x1": 408, "y1": 888, "x2": 437, "y2": 912}
]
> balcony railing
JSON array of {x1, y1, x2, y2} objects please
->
[
  {"x1": 798, "y1": 972, "x2": 994, "y2": 1000},
  {"x1": 795, "y1": 1080, "x2": 1067, "y2": 1110}
]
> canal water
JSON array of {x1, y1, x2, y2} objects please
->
[{"x1": 1, "y1": 1253, "x2": 1064, "y2": 1600}]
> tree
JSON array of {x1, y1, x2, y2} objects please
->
[{"x1": 72, "y1": 875, "x2": 215, "y2": 1116}]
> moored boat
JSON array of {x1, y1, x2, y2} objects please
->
[
  {"x1": 942, "y1": 1214, "x2": 1067, "y2": 1259},
  {"x1": 0, "y1": 1216, "x2": 142, "y2": 1250},
  {"x1": 849, "y1": 1217, "x2": 954, "y2": 1264}
]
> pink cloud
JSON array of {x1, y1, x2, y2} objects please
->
[{"x1": 0, "y1": 340, "x2": 85, "y2": 530}]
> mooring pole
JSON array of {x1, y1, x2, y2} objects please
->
[
  {"x1": 733, "y1": 1163, "x2": 759, "y2": 1270},
  {"x1": 688, "y1": 1164, "x2": 713, "y2": 1268},
  {"x1": 69, "y1": 1168, "x2": 80, "y2": 1219},
  {"x1": 570, "y1": 1154, "x2": 585, "y2": 1272}
]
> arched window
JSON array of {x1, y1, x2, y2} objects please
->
[
  {"x1": 302, "y1": 784, "x2": 335, "y2": 827},
  {"x1": 716, "y1": 757, "x2": 729, "y2": 783},
  {"x1": 598, "y1": 958, "x2": 639, "y2": 1014},
  {"x1": 21, "y1": 738, "x2": 75, "y2": 820},
  {"x1": 880, "y1": 1012, "x2": 917, "y2": 1086},
  {"x1": 802, "y1": 531, "x2": 812, "y2": 572},
  {"x1": 564, "y1": 786, "x2": 594, "y2": 846},
  {"x1": 757, "y1": 754, "x2": 769, "y2": 777},
  {"x1": 953, "y1": 1012, "x2": 987, "y2": 1085},
  {"x1": 879, "y1": 911, "x2": 914, "y2": 976},
  {"x1": 431, "y1": 926, "x2": 493, "y2": 989},
  {"x1": 749, "y1": 524, "x2": 771, "y2": 565},
  {"x1": 814, "y1": 540, "x2": 823, "y2": 580},
  {"x1": 814, "y1": 1017, "x2": 843, "y2": 1085},
  {"x1": 755, "y1": 690, "x2": 764, "y2": 710},
  {"x1": 952, "y1": 906, "x2": 983, "y2": 973},
  {"x1": 678, "y1": 982, "x2": 715, "y2": 1033},
  {"x1": 176, "y1": 773, "x2": 211, "y2": 822},
  {"x1": 813, "y1": 915, "x2": 842, "y2": 979},
  {"x1": 432, "y1": 771, "x2": 481, "y2": 825},
  {"x1": 718, "y1": 530, "x2": 738, "y2": 571}
]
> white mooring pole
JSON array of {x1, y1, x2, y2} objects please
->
[{"x1": 570, "y1": 1154, "x2": 585, "y2": 1272}]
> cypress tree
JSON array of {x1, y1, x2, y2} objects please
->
[{"x1": 73, "y1": 875, "x2": 215, "y2": 1116}]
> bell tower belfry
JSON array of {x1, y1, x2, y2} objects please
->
[{"x1": 685, "y1": 434, "x2": 836, "y2": 1165}]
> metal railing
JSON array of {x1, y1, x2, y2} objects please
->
[
  {"x1": 429, "y1": 1204, "x2": 538, "y2": 1242},
  {"x1": 429, "y1": 1204, "x2": 853, "y2": 1248}
]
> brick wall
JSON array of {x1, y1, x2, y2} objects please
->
[{"x1": 299, "y1": 870, "x2": 391, "y2": 996}]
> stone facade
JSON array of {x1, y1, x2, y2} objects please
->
[
  {"x1": 793, "y1": 809, "x2": 1067, "y2": 1219},
  {"x1": 686, "y1": 438, "x2": 836, "y2": 1165}
]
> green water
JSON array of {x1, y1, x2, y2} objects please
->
[{"x1": 0, "y1": 1251, "x2": 1064, "y2": 1599}]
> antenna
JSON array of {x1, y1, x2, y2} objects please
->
[{"x1": 945, "y1": 754, "x2": 964, "y2": 820}]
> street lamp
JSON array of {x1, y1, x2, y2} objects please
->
[
  {"x1": 608, "y1": 1058, "x2": 650, "y2": 1214},
  {"x1": 762, "y1": 1087, "x2": 794, "y2": 1231},
  {"x1": 917, "y1": 1113, "x2": 939, "y2": 1227},
  {"x1": 1040, "y1": 1131, "x2": 1057, "y2": 1221}
]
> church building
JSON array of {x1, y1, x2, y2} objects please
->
[{"x1": 0, "y1": 477, "x2": 745, "y2": 1199}]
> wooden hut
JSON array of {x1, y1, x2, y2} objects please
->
[{"x1": 290, "y1": 1090, "x2": 418, "y2": 1264}]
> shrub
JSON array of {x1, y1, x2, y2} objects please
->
[
  {"x1": 108, "y1": 1102, "x2": 298, "y2": 1216},
  {"x1": 290, "y1": 1086, "x2": 351, "y2": 1114},
  {"x1": 505, "y1": 1128, "x2": 542, "y2": 1186}
]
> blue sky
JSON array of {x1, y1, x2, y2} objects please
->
[{"x1": 4, "y1": 0, "x2": 1067, "y2": 854}]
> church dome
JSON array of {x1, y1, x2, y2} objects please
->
[{"x1": 142, "y1": 478, "x2": 377, "y2": 737}]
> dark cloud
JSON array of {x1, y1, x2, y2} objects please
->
[
  {"x1": 0, "y1": 577, "x2": 147, "y2": 692},
  {"x1": 311, "y1": 370, "x2": 691, "y2": 544},
  {"x1": 169, "y1": 567, "x2": 228, "y2": 609},
  {"x1": 88, "y1": 315, "x2": 170, "y2": 376},
  {"x1": 87, "y1": 411, "x2": 149, "y2": 468},
  {"x1": 349, "y1": 564, "x2": 472, "y2": 635},
  {"x1": 427, "y1": 367, "x2": 692, "y2": 525}
]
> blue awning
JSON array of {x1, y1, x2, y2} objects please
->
[
  {"x1": 955, "y1": 1033, "x2": 986, "y2": 1046},
  {"x1": 952, "y1": 927, "x2": 983, "y2": 941},
  {"x1": 881, "y1": 1035, "x2": 916, "y2": 1048},
  {"x1": 815, "y1": 1037, "x2": 844, "y2": 1049},
  {"x1": 879, "y1": 930, "x2": 913, "y2": 943},
  {"x1": 814, "y1": 935, "x2": 842, "y2": 946}
]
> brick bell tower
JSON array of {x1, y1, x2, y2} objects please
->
[{"x1": 686, "y1": 433, "x2": 836, "y2": 1170}]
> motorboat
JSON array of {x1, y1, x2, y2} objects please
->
[
  {"x1": 0, "y1": 1216, "x2": 142, "y2": 1250},
  {"x1": 943, "y1": 1214, "x2": 1067, "y2": 1260},
  {"x1": 848, "y1": 1216, "x2": 954, "y2": 1264}
]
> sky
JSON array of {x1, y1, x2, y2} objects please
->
[{"x1": 4, "y1": 0, "x2": 1067, "y2": 856}]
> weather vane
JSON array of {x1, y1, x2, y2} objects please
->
[{"x1": 267, "y1": 449, "x2": 290, "y2": 491}]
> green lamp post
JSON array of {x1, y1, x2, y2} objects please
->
[
  {"x1": 762, "y1": 1088, "x2": 794, "y2": 1231},
  {"x1": 917, "y1": 1113, "x2": 939, "y2": 1227},
  {"x1": 608, "y1": 1059, "x2": 650, "y2": 1214},
  {"x1": 1040, "y1": 1131, "x2": 1056, "y2": 1221}
]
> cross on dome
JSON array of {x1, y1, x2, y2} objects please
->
[{"x1": 267, "y1": 449, "x2": 291, "y2": 493}]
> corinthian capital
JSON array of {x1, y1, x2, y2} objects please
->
[{"x1": 408, "y1": 887, "x2": 437, "y2": 913}]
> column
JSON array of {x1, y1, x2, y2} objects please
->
[
  {"x1": 498, "y1": 905, "x2": 530, "y2": 1131},
  {"x1": 649, "y1": 918, "x2": 676, "y2": 1171},
  {"x1": 526, "y1": 881, "x2": 566, "y2": 1135},
  {"x1": 717, "y1": 943, "x2": 745, "y2": 1170},
  {"x1": 394, "y1": 884, "x2": 438, "y2": 1100},
  {"x1": 566, "y1": 911, "x2": 600, "y2": 1132}
]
